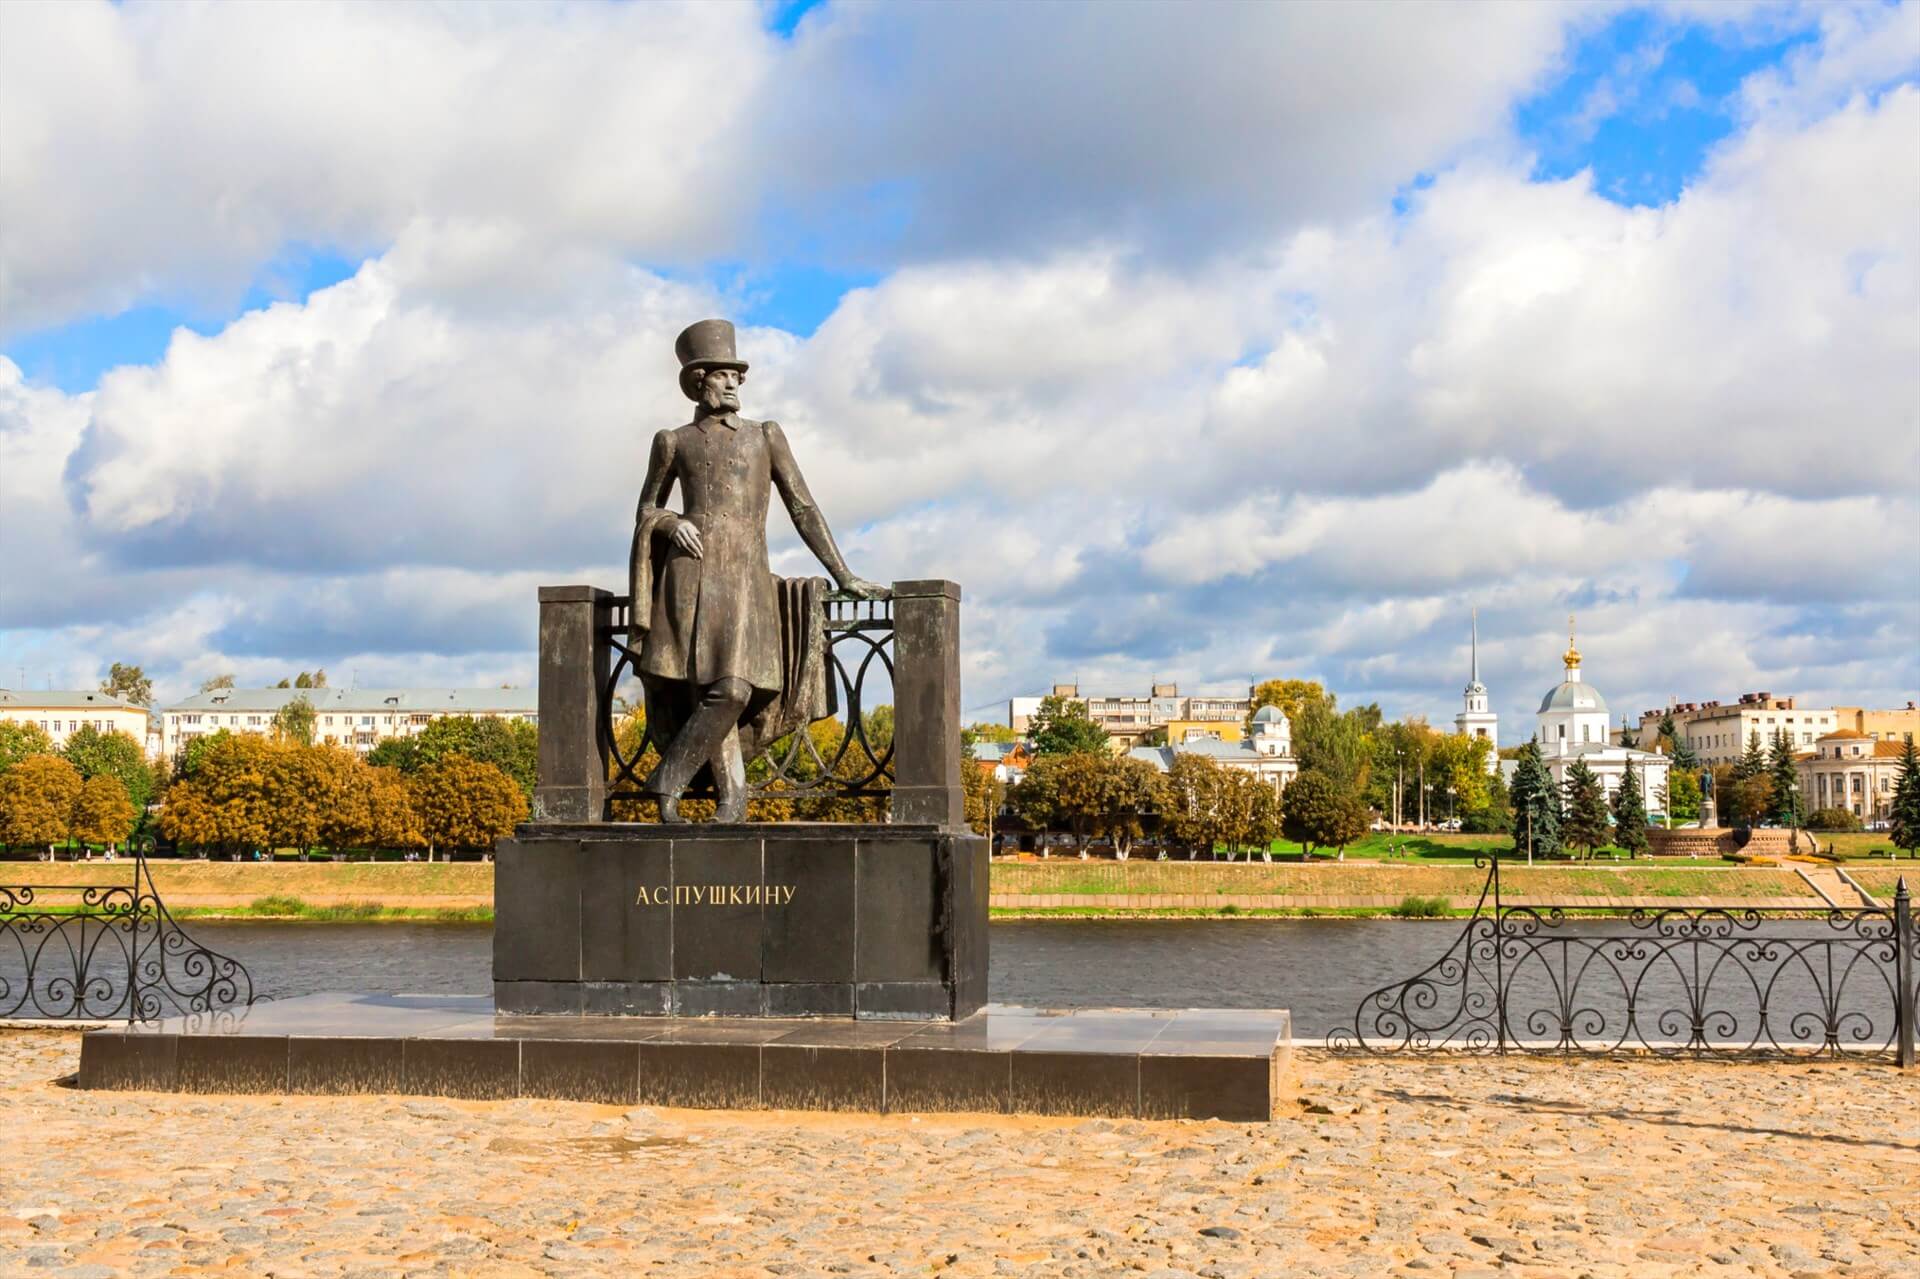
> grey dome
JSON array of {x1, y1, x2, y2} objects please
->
[
  {"x1": 1251, "y1": 704, "x2": 1287, "y2": 724},
  {"x1": 1538, "y1": 680, "x2": 1608, "y2": 715}
]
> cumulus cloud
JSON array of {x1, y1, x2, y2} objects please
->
[{"x1": 1, "y1": 0, "x2": 1583, "y2": 337}]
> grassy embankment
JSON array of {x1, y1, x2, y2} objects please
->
[
  {"x1": 0, "y1": 861, "x2": 494, "y2": 922},
  {"x1": 1230, "y1": 830, "x2": 1896, "y2": 863}
]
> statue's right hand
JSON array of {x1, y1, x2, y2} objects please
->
[{"x1": 670, "y1": 521, "x2": 704, "y2": 559}]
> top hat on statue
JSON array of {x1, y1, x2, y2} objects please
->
[{"x1": 675, "y1": 318, "x2": 749, "y2": 401}]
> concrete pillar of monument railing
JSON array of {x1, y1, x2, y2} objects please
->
[
  {"x1": 531, "y1": 585, "x2": 613, "y2": 823},
  {"x1": 888, "y1": 579, "x2": 965, "y2": 827},
  {"x1": 529, "y1": 579, "x2": 965, "y2": 827}
]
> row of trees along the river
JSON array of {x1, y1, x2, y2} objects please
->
[
  {"x1": 0, "y1": 707, "x2": 534, "y2": 860},
  {"x1": 991, "y1": 681, "x2": 1501, "y2": 861}
]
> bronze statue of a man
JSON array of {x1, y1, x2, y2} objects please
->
[{"x1": 629, "y1": 319, "x2": 882, "y2": 823}]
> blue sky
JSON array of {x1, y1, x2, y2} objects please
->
[{"x1": 2, "y1": 0, "x2": 1915, "y2": 729}]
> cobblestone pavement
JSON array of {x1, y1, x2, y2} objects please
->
[{"x1": 3, "y1": 1029, "x2": 1915, "y2": 1278}]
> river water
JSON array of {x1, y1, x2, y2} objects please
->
[
  {"x1": 13, "y1": 917, "x2": 1900, "y2": 1045},
  {"x1": 141, "y1": 919, "x2": 1462, "y2": 1037}
]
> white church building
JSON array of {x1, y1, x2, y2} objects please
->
[{"x1": 1502, "y1": 620, "x2": 1671, "y2": 817}]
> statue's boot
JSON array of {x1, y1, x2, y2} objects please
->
[
  {"x1": 642, "y1": 678, "x2": 752, "y2": 823},
  {"x1": 710, "y1": 731, "x2": 748, "y2": 824}
]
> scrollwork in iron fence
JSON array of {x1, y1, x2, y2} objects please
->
[
  {"x1": 0, "y1": 851, "x2": 254, "y2": 1022},
  {"x1": 599, "y1": 590, "x2": 895, "y2": 812},
  {"x1": 1331, "y1": 862, "x2": 1915, "y2": 1064}
]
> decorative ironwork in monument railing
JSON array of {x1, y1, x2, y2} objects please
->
[
  {"x1": 0, "y1": 849, "x2": 255, "y2": 1022},
  {"x1": 600, "y1": 589, "x2": 896, "y2": 811},
  {"x1": 1331, "y1": 858, "x2": 1915, "y2": 1066}
]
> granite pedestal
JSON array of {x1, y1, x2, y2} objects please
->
[
  {"x1": 493, "y1": 822, "x2": 988, "y2": 1021},
  {"x1": 76, "y1": 993, "x2": 1293, "y2": 1121}
]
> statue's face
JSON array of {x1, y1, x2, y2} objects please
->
[{"x1": 699, "y1": 367, "x2": 742, "y2": 413}]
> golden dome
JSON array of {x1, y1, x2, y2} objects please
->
[{"x1": 1563, "y1": 614, "x2": 1581, "y2": 671}]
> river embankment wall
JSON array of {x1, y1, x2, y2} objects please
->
[{"x1": 5, "y1": 857, "x2": 1902, "y2": 916}]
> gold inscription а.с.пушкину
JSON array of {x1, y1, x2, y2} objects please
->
[{"x1": 632, "y1": 884, "x2": 796, "y2": 907}]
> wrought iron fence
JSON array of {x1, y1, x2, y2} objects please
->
[
  {"x1": 0, "y1": 850, "x2": 255, "y2": 1022},
  {"x1": 599, "y1": 591, "x2": 896, "y2": 810},
  {"x1": 1332, "y1": 859, "x2": 1915, "y2": 1065}
]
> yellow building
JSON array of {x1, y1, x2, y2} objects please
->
[
  {"x1": 0, "y1": 690, "x2": 154, "y2": 756},
  {"x1": 1832, "y1": 703, "x2": 1920, "y2": 743},
  {"x1": 1163, "y1": 718, "x2": 1244, "y2": 745}
]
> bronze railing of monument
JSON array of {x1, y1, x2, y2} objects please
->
[
  {"x1": 0, "y1": 849, "x2": 255, "y2": 1022},
  {"x1": 1331, "y1": 859, "x2": 1915, "y2": 1066},
  {"x1": 599, "y1": 590, "x2": 897, "y2": 812}
]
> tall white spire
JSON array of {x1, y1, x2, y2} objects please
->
[
  {"x1": 1456, "y1": 608, "x2": 1498, "y2": 770},
  {"x1": 1470, "y1": 608, "x2": 1480, "y2": 686}
]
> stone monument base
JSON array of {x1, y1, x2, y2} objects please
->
[
  {"x1": 1647, "y1": 827, "x2": 1815, "y2": 858},
  {"x1": 76, "y1": 994, "x2": 1293, "y2": 1122},
  {"x1": 493, "y1": 822, "x2": 987, "y2": 1020}
]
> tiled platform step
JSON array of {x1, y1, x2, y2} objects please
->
[{"x1": 77, "y1": 994, "x2": 1291, "y2": 1122}]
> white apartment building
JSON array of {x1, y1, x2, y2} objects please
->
[
  {"x1": 160, "y1": 687, "x2": 537, "y2": 758},
  {"x1": 1633, "y1": 693, "x2": 1841, "y2": 766},
  {"x1": 0, "y1": 690, "x2": 155, "y2": 755}
]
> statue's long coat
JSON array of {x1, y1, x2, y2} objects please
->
[{"x1": 628, "y1": 413, "x2": 833, "y2": 759}]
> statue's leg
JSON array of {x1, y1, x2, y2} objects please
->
[
  {"x1": 644, "y1": 678, "x2": 753, "y2": 820},
  {"x1": 710, "y1": 728, "x2": 748, "y2": 824}
]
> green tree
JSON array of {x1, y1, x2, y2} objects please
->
[
  {"x1": 412, "y1": 755, "x2": 528, "y2": 858},
  {"x1": 1508, "y1": 741, "x2": 1561, "y2": 859},
  {"x1": 0, "y1": 720, "x2": 56, "y2": 773},
  {"x1": 1161, "y1": 753, "x2": 1225, "y2": 859},
  {"x1": 1007, "y1": 754, "x2": 1064, "y2": 854},
  {"x1": 70, "y1": 773, "x2": 136, "y2": 850},
  {"x1": 1048, "y1": 751, "x2": 1112, "y2": 856},
  {"x1": 1293, "y1": 701, "x2": 1372, "y2": 795},
  {"x1": 1767, "y1": 729, "x2": 1801, "y2": 827},
  {"x1": 1462, "y1": 768, "x2": 1512, "y2": 834},
  {"x1": 405, "y1": 716, "x2": 538, "y2": 800},
  {"x1": 1100, "y1": 755, "x2": 1168, "y2": 861},
  {"x1": 1664, "y1": 768, "x2": 1701, "y2": 823},
  {"x1": 62, "y1": 724, "x2": 157, "y2": 812},
  {"x1": 200, "y1": 674, "x2": 236, "y2": 693},
  {"x1": 0, "y1": 754, "x2": 84, "y2": 856},
  {"x1": 366, "y1": 736, "x2": 417, "y2": 771},
  {"x1": 176, "y1": 728, "x2": 235, "y2": 779},
  {"x1": 1888, "y1": 734, "x2": 1920, "y2": 857},
  {"x1": 1245, "y1": 678, "x2": 1332, "y2": 734},
  {"x1": 1806, "y1": 806, "x2": 1862, "y2": 833},
  {"x1": 272, "y1": 694, "x2": 318, "y2": 747},
  {"x1": 1561, "y1": 758, "x2": 1610, "y2": 858},
  {"x1": 99, "y1": 662, "x2": 152, "y2": 707},
  {"x1": 1726, "y1": 774, "x2": 1775, "y2": 830},
  {"x1": 1279, "y1": 771, "x2": 1366, "y2": 857},
  {"x1": 1610, "y1": 761, "x2": 1650, "y2": 858},
  {"x1": 1734, "y1": 731, "x2": 1767, "y2": 786},
  {"x1": 1028, "y1": 694, "x2": 1110, "y2": 756}
]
